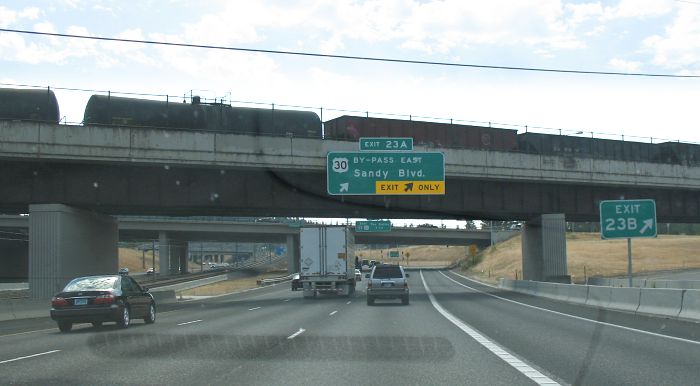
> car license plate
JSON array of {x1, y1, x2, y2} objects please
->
[
  {"x1": 74, "y1": 298, "x2": 88, "y2": 306},
  {"x1": 382, "y1": 282, "x2": 393, "y2": 288}
]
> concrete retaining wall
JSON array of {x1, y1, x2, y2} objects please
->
[
  {"x1": 587, "y1": 277, "x2": 700, "y2": 289},
  {"x1": 498, "y1": 279, "x2": 700, "y2": 322}
]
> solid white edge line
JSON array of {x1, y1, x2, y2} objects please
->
[
  {"x1": 444, "y1": 270, "x2": 700, "y2": 347},
  {"x1": 248, "y1": 307, "x2": 261, "y2": 311},
  {"x1": 329, "y1": 310, "x2": 338, "y2": 316},
  {"x1": 177, "y1": 319, "x2": 203, "y2": 326},
  {"x1": 346, "y1": 301, "x2": 352, "y2": 304},
  {"x1": 420, "y1": 271, "x2": 560, "y2": 386},
  {"x1": 0, "y1": 350, "x2": 61, "y2": 365},
  {"x1": 287, "y1": 328, "x2": 305, "y2": 339}
]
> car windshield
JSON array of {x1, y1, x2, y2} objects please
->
[
  {"x1": 372, "y1": 266, "x2": 403, "y2": 279},
  {"x1": 3, "y1": 2, "x2": 700, "y2": 385},
  {"x1": 63, "y1": 276, "x2": 118, "y2": 292}
]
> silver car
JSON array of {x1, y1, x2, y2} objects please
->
[{"x1": 366, "y1": 264, "x2": 409, "y2": 305}]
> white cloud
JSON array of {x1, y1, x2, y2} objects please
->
[
  {"x1": 602, "y1": 0, "x2": 674, "y2": 20},
  {"x1": 609, "y1": 57, "x2": 641, "y2": 72},
  {"x1": 643, "y1": 6, "x2": 700, "y2": 71},
  {"x1": 0, "y1": 5, "x2": 41, "y2": 28},
  {"x1": 18, "y1": 7, "x2": 40, "y2": 20}
]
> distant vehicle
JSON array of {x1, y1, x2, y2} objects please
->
[
  {"x1": 366, "y1": 264, "x2": 410, "y2": 306},
  {"x1": 355, "y1": 269, "x2": 362, "y2": 282},
  {"x1": 417, "y1": 223, "x2": 438, "y2": 228},
  {"x1": 291, "y1": 273, "x2": 302, "y2": 291},
  {"x1": 145, "y1": 268, "x2": 154, "y2": 275},
  {"x1": 50, "y1": 274, "x2": 156, "y2": 332},
  {"x1": 361, "y1": 259, "x2": 371, "y2": 271},
  {"x1": 298, "y1": 227, "x2": 356, "y2": 298}
]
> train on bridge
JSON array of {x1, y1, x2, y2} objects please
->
[{"x1": 1, "y1": 86, "x2": 697, "y2": 166}]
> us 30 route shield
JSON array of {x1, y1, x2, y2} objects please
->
[{"x1": 327, "y1": 151, "x2": 445, "y2": 195}]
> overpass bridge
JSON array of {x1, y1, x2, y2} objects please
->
[
  {"x1": 0, "y1": 214, "x2": 501, "y2": 291},
  {"x1": 1, "y1": 121, "x2": 697, "y2": 297}
]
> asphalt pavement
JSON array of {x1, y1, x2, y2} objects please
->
[{"x1": 1, "y1": 272, "x2": 699, "y2": 385}]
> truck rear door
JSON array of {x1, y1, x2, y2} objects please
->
[
  {"x1": 300, "y1": 228, "x2": 321, "y2": 276},
  {"x1": 324, "y1": 228, "x2": 348, "y2": 276}
]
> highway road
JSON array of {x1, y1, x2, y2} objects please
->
[{"x1": 1, "y1": 271, "x2": 699, "y2": 385}]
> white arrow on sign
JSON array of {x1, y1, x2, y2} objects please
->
[
  {"x1": 639, "y1": 219, "x2": 654, "y2": 234},
  {"x1": 339, "y1": 183, "x2": 349, "y2": 192}
]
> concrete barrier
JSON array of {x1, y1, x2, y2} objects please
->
[
  {"x1": 679, "y1": 290, "x2": 700, "y2": 321},
  {"x1": 534, "y1": 282, "x2": 555, "y2": 298},
  {"x1": 586, "y1": 286, "x2": 612, "y2": 308},
  {"x1": 607, "y1": 287, "x2": 641, "y2": 313},
  {"x1": 0, "y1": 298, "x2": 50, "y2": 321},
  {"x1": 536, "y1": 282, "x2": 568, "y2": 302},
  {"x1": 513, "y1": 280, "x2": 532, "y2": 294},
  {"x1": 566, "y1": 284, "x2": 589, "y2": 304},
  {"x1": 150, "y1": 290, "x2": 177, "y2": 304},
  {"x1": 499, "y1": 278, "x2": 516, "y2": 290},
  {"x1": 636, "y1": 288, "x2": 683, "y2": 318}
]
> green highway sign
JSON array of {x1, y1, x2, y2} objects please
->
[
  {"x1": 600, "y1": 199, "x2": 657, "y2": 239},
  {"x1": 355, "y1": 220, "x2": 392, "y2": 232},
  {"x1": 359, "y1": 137, "x2": 413, "y2": 151},
  {"x1": 327, "y1": 151, "x2": 445, "y2": 195},
  {"x1": 389, "y1": 251, "x2": 400, "y2": 258}
]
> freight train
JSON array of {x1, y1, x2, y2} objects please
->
[{"x1": 0, "y1": 87, "x2": 697, "y2": 166}]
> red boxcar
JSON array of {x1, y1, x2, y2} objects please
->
[{"x1": 324, "y1": 115, "x2": 517, "y2": 151}]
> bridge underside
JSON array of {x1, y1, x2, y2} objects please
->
[{"x1": 0, "y1": 160, "x2": 697, "y2": 222}]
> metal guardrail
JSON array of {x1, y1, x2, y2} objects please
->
[{"x1": 258, "y1": 273, "x2": 297, "y2": 286}]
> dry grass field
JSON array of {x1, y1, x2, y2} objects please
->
[{"x1": 464, "y1": 233, "x2": 700, "y2": 283}]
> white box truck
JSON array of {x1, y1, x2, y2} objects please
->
[{"x1": 299, "y1": 226, "x2": 356, "y2": 298}]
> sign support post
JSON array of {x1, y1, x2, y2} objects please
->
[{"x1": 627, "y1": 238, "x2": 632, "y2": 287}]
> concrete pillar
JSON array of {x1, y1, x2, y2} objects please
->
[
  {"x1": 522, "y1": 214, "x2": 568, "y2": 282},
  {"x1": 286, "y1": 234, "x2": 296, "y2": 274},
  {"x1": 0, "y1": 233, "x2": 28, "y2": 281},
  {"x1": 29, "y1": 204, "x2": 117, "y2": 299},
  {"x1": 175, "y1": 243, "x2": 189, "y2": 274},
  {"x1": 158, "y1": 231, "x2": 168, "y2": 275}
]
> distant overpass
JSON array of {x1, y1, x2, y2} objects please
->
[{"x1": 0, "y1": 215, "x2": 501, "y2": 246}]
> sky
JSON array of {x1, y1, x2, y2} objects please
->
[{"x1": 1, "y1": 0, "x2": 700, "y2": 227}]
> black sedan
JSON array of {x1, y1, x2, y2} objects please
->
[{"x1": 50, "y1": 274, "x2": 156, "y2": 332}]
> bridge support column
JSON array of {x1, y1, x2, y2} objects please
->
[
  {"x1": 175, "y1": 243, "x2": 189, "y2": 274},
  {"x1": 521, "y1": 213, "x2": 568, "y2": 282},
  {"x1": 286, "y1": 234, "x2": 297, "y2": 274},
  {"x1": 158, "y1": 232, "x2": 169, "y2": 275},
  {"x1": 29, "y1": 204, "x2": 117, "y2": 299}
]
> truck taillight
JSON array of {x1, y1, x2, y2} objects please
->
[
  {"x1": 51, "y1": 297, "x2": 68, "y2": 307},
  {"x1": 94, "y1": 294, "x2": 115, "y2": 305}
]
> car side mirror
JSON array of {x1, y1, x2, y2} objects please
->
[
  {"x1": 365, "y1": 274, "x2": 370, "y2": 278},
  {"x1": 142, "y1": 286, "x2": 149, "y2": 292},
  {"x1": 405, "y1": 273, "x2": 410, "y2": 278}
]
